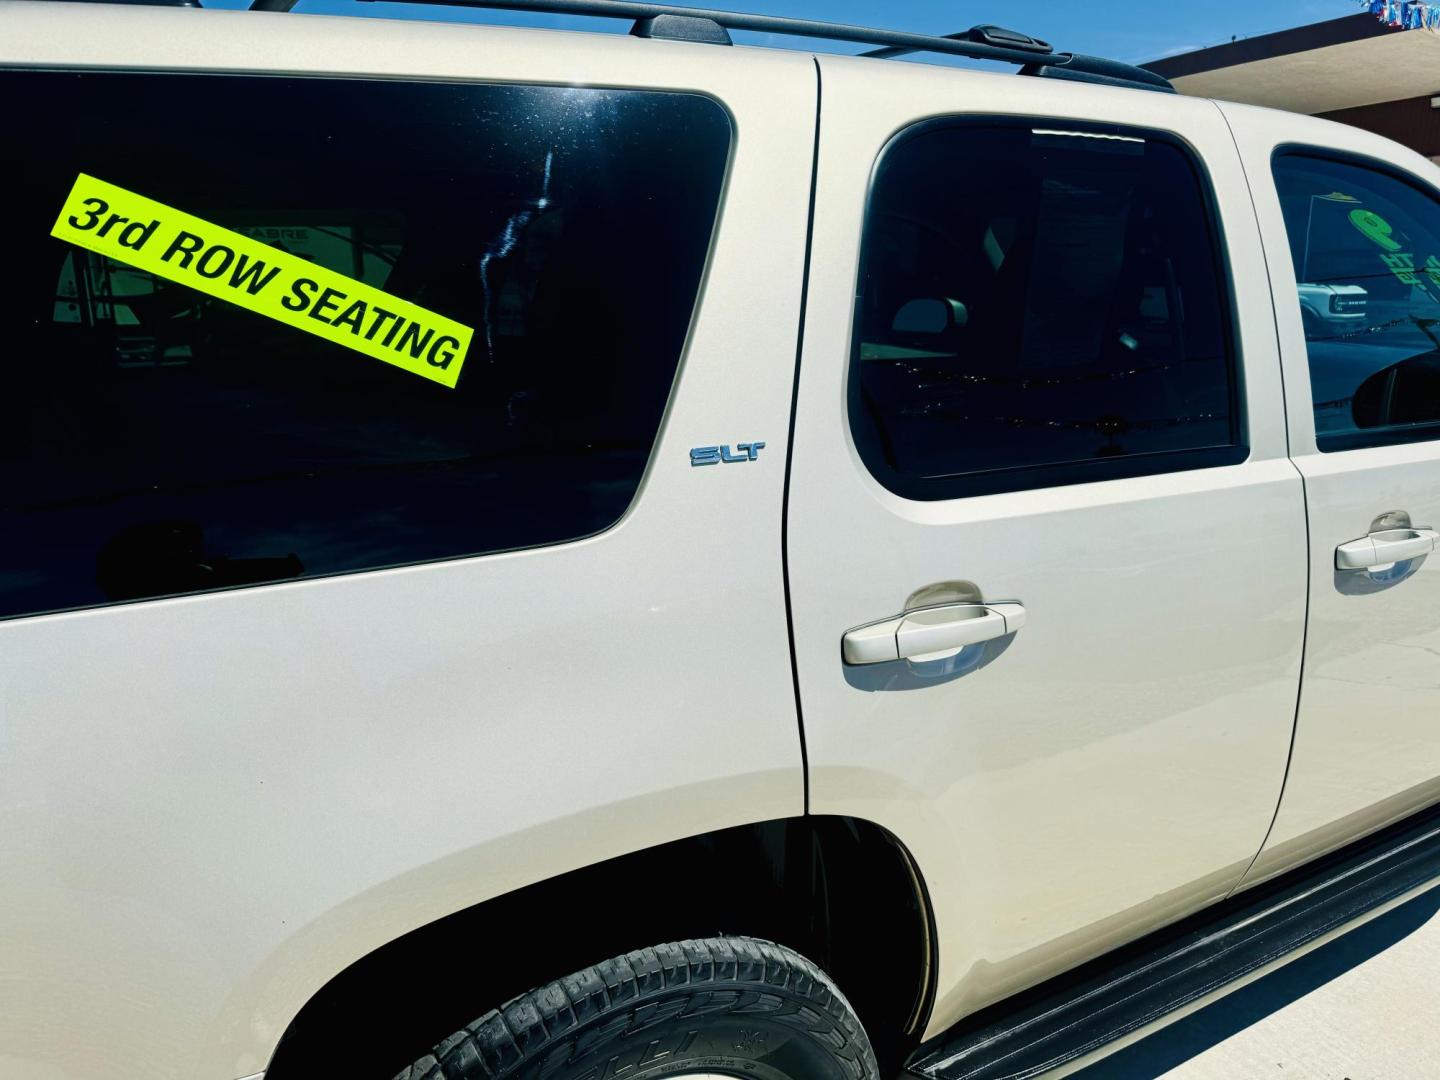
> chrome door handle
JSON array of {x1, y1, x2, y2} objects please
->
[
  {"x1": 842, "y1": 602, "x2": 1026, "y2": 665},
  {"x1": 1335, "y1": 528, "x2": 1439, "y2": 570}
]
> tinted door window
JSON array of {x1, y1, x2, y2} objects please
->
[
  {"x1": 1273, "y1": 152, "x2": 1440, "y2": 450},
  {"x1": 851, "y1": 121, "x2": 1241, "y2": 500},
  {"x1": 1, "y1": 73, "x2": 730, "y2": 620}
]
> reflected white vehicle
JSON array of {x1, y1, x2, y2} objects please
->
[{"x1": 1298, "y1": 281, "x2": 1368, "y2": 336}]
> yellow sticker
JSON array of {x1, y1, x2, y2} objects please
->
[{"x1": 51, "y1": 174, "x2": 471, "y2": 388}]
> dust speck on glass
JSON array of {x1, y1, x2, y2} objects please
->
[{"x1": 0, "y1": 72, "x2": 730, "y2": 620}]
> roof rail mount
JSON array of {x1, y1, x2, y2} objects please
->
[
  {"x1": 972, "y1": 25, "x2": 1051, "y2": 52},
  {"x1": 631, "y1": 13, "x2": 730, "y2": 45},
  {"x1": 1022, "y1": 53, "x2": 1174, "y2": 93},
  {"x1": 305, "y1": 0, "x2": 1174, "y2": 94}
]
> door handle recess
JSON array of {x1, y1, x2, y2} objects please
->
[
  {"x1": 1335, "y1": 528, "x2": 1439, "y2": 571},
  {"x1": 842, "y1": 602, "x2": 1026, "y2": 665}
]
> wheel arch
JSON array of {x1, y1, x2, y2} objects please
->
[{"x1": 262, "y1": 815, "x2": 936, "y2": 1079}]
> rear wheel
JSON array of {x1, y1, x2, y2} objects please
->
[{"x1": 392, "y1": 937, "x2": 879, "y2": 1080}]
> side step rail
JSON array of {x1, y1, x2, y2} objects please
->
[{"x1": 907, "y1": 801, "x2": 1440, "y2": 1080}]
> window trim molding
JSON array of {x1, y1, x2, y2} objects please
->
[
  {"x1": 847, "y1": 114, "x2": 1249, "y2": 503},
  {"x1": 1271, "y1": 144, "x2": 1440, "y2": 455}
]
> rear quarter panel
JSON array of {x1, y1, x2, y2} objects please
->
[{"x1": 0, "y1": 7, "x2": 815, "y2": 1077}]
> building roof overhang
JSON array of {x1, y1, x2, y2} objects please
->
[{"x1": 1147, "y1": 13, "x2": 1440, "y2": 114}]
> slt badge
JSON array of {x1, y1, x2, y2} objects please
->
[{"x1": 691, "y1": 442, "x2": 766, "y2": 466}]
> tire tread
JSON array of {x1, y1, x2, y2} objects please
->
[{"x1": 391, "y1": 936, "x2": 875, "y2": 1080}]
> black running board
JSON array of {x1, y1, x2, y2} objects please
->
[{"x1": 906, "y1": 801, "x2": 1440, "y2": 1080}]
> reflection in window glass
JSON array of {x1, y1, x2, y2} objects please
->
[
  {"x1": 0, "y1": 72, "x2": 730, "y2": 621},
  {"x1": 851, "y1": 122, "x2": 1240, "y2": 500},
  {"x1": 1274, "y1": 154, "x2": 1440, "y2": 450}
]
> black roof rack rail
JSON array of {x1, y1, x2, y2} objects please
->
[
  {"x1": 856, "y1": 22, "x2": 1172, "y2": 94},
  {"x1": 64, "y1": 0, "x2": 203, "y2": 6},
  {"x1": 250, "y1": 0, "x2": 1172, "y2": 94}
]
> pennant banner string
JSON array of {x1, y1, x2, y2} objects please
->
[{"x1": 1363, "y1": 0, "x2": 1440, "y2": 31}]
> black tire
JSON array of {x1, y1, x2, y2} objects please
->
[{"x1": 391, "y1": 937, "x2": 879, "y2": 1080}]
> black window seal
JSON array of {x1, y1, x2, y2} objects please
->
[
  {"x1": 847, "y1": 114, "x2": 1249, "y2": 503},
  {"x1": 1271, "y1": 143, "x2": 1440, "y2": 456}
]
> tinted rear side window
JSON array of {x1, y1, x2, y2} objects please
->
[
  {"x1": 1273, "y1": 152, "x2": 1440, "y2": 451},
  {"x1": 851, "y1": 121, "x2": 1241, "y2": 500},
  {"x1": 1, "y1": 73, "x2": 730, "y2": 620}
]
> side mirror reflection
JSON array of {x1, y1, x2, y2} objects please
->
[{"x1": 891, "y1": 297, "x2": 968, "y2": 335}]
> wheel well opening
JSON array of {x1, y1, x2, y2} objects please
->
[{"x1": 264, "y1": 816, "x2": 934, "y2": 1079}]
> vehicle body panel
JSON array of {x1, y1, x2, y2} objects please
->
[
  {"x1": 788, "y1": 56, "x2": 1308, "y2": 1036},
  {"x1": 0, "y1": 6, "x2": 814, "y2": 1078},
  {"x1": 6, "y1": 6, "x2": 1440, "y2": 1077},
  {"x1": 1223, "y1": 102, "x2": 1440, "y2": 889}
]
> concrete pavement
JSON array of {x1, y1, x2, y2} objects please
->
[{"x1": 1068, "y1": 884, "x2": 1440, "y2": 1079}]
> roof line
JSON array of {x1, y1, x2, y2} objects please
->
[{"x1": 310, "y1": 0, "x2": 1172, "y2": 91}]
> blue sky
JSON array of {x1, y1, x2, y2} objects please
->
[{"x1": 204, "y1": 0, "x2": 1367, "y2": 66}]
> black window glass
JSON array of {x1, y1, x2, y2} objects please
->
[
  {"x1": 851, "y1": 122, "x2": 1241, "y2": 500},
  {"x1": 1273, "y1": 153, "x2": 1440, "y2": 451},
  {"x1": 1, "y1": 72, "x2": 729, "y2": 620}
]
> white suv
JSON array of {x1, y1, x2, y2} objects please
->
[
  {"x1": 5, "y1": 4, "x2": 1440, "y2": 1080},
  {"x1": 1298, "y1": 281, "x2": 1369, "y2": 335}
]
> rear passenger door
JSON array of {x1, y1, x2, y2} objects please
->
[
  {"x1": 787, "y1": 61, "x2": 1308, "y2": 1031},
  {"x1": 1226, "y1": 106, "x2": 1440, "y2": 888},
  {"x1": 0, "y1": 20, "x2": 816, "y2": 1079}
]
